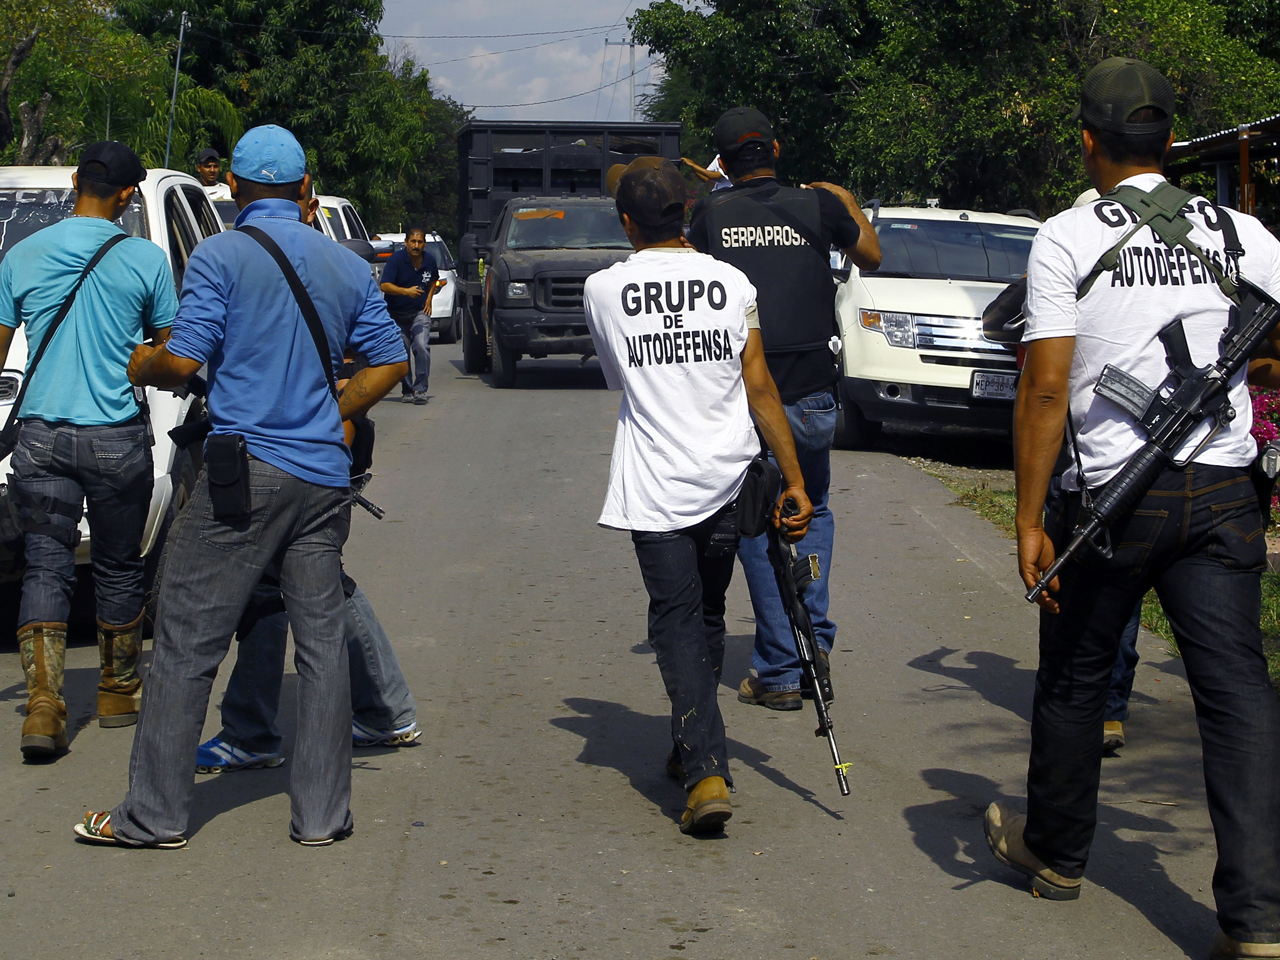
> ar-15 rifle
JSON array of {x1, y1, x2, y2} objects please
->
[
  {"x1": 1027, "y1": 278, "x2": 1280, "y2": 603},
  {"x1": 764, "y1": 497, "x2": 851, "y2": 796},
  {"x1": 350, "y1": 472, "x2": 385, "y2": 520}
]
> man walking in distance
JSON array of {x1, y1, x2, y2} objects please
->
[
  {"x1": 585, "y1": 158, "x2": 813, "y2": 834},
  {"x1": 379, "y1": 227, "x2": 440, "y2": 404},
  {"x1": 688, "y1": 107, "x2": 880, "y2": 710},
  {"x1": 0, "y1": 142, "x2": 178, "y2": 758},
  {"x1": 73, "y1": 125, "x2": 407, "y2": 848},
  {"x1": 988, "y1": 59, "x2": 1280, "y2": 956}
]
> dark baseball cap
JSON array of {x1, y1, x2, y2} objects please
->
[
  {"x1": 713, "y1": 107, "x2": 775, "y2": 159},
  {"x1": 606, "y1": 155, "x2": 667, "y2": 198},
  {"x1": 1077, "y1": 57, "x2": 1175, "y2": 134},
  {"x1": 613, "y1": 158, "x2": 686, "y2": 229},
  {"x1": 77, "y1": 141, "x2": 146, "y2": 187},
  {"x1": 196, "y1": 147, "x2": 220, "y2": 164}
]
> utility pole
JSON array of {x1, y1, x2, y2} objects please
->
[
  {"x1": 605, "y1": 37, "x2": 637, "y2": 122},
  {"x1": 164, "y1": 10, "x2": 188, "y2": 170}
]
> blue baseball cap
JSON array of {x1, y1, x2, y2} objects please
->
[{"x1": 231, "y1": 125, "x2": 306, "y2": 184}]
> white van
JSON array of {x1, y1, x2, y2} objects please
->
[
  {"x1": 0, "y1": 167, "x2": 221, "y2": 577},
  {"x1": 833, "y1": 205, "x2": 1040, "y2": 447}
]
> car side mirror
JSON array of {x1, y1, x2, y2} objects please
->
[
  {"x1": 459, "y1": 233, "x2": 480, "y2": 263},
  {"x1": 829, "y1": 248, "x2": 852, "y2": 284},
  {"x1": 339, "y1": 238, "x2": 377, "y2": 262}
]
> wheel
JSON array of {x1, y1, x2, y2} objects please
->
[
  {"x1": 462, "y1": 304, "x2": 488, "y2": 374},
  {"x1": 489, "y1": 323, "x2": 518, "y2": 388},
  {"x1": 143, "y1": 447, "x2": 197, "y2": 635},
  {"x1": 437, "y1": 306, "x2": 459, "y2": 344},
  {"x1": 833, "y1": 387, "x2": 882, "y2": 450}
]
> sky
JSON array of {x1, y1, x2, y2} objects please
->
[{"x1": 377, "y1": 0, "x2": 669, "y2": 121}]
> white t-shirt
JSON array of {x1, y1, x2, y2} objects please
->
[
  {"x1": 706, "y1": 156, "x2": 731, "y2": 192},
  {"x1": 1024, "y1": 173, "x2": 1280, "y2": 489},
  {"x1": 584, "y1": 247, "x2": 759, "y2": 531}
]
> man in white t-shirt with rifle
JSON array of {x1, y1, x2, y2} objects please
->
[
  {"x1": 987, "y1": 58, "x2": 1280, "y2": 956},
  {"x1": 584, "y1": 158, "x2": 813, "y2": 835}
]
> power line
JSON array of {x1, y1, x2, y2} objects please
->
[
  {"x1": 417, "y1": 29, "x2": 610, "y2": 67},
  {"x1": 184, "y1": 16, "x2": 624, "y2": 40},
  {"x1": 463, "y1": 62, "x2": 651, "y2": 110}
]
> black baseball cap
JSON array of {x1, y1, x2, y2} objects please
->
[
  {"x1": 196, "y1": 147, "x2": 220, "y2": 164},
  {"x1": 77, "y1": 141, "x2": 146, "y2": 187},
  {"x1": 614, "y1": 158, "x2": 686, "y2": 228},
  {"x1": 713, "y1": 107, "x2": 775, "y2": 160},
  {"x1": 1077, "y1": 57, "x2": 1175, "y2": 134}
]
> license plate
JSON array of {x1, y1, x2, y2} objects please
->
[{"x1": 971, "y1": 370, "x2": 1018, "y2": 400}]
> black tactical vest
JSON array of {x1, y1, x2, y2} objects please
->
[{"x1": 699, "y1": 182, "x2": 836, "y2": 353}]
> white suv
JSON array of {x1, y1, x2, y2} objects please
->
[
  {"x1": 0, "y1": 167, "x2": 221, "y2": 580},
  {"x1": 833, "y1": 205, "x2": 1040, "y2": 447}
]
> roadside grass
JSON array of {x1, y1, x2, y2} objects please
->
[{"x1": 937, "y1": 479, "x2": 1280, "y2": 686}]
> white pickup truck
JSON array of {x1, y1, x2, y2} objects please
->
[{"x1": 0, "y1": 167, "x2": 221, "y2": 595}]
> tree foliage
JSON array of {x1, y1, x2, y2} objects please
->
[{"x1": 634, "y1": 0, "x2": 1280, "y2": 216}]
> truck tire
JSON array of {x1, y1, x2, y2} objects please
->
[
  {"x1": 833, "y1": 388, "x2": 882, "y2": 450},
  {"x1": 462, "y1": 304, "x2": 488, "y2": 374},
  {"x1": 489, "y1": 324, "x2": 518, "y2": 388},
  {"x1": 437, "y1": 306, "x2": 460, "y2": 344}
]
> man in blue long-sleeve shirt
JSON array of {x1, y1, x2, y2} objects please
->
[{"x1": 74, "y1": 125, "x2": 407, "y2": 850}]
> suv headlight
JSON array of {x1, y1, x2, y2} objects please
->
[
  {"x1": 506, "y1": 281, "x2": 531, "y2": 300},
  {"x1": 860, "y1": 309, "x2": 915, "y2": 348}
]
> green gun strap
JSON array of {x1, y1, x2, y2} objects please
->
[{"x1": 1076, "y1": 182, "x2": 1240, "y2": 305}]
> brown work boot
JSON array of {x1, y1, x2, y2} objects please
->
[
  {"x1": 19, "y1": 622, "x2": 69, "y2": 759},
  {"x1": 737, "y1": 676, "x2": 801, "y2": 711},
  {"x1": 1103, "y1": 720, "x2": 1126, "y2": 750},
  {"x1": 984, "y1": 802, "x2": 1082, "y2": 900},
  {"x1": 680, "y1": 776, "x2": 732, "y2": 835},
  {"x1": 97, "y1": 612, "x2": 143, "y2": 728},
  {"x1": 1210, "y1": 931, "x2": 1280, "y2": 958}
]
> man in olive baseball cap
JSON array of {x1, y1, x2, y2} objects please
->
[
  {"x1": 612, "y1": 157, "x2": 686, "y2": 239},
  {"x1": 1075, "y1": 56, "x2": 1175, "y2": 136}
]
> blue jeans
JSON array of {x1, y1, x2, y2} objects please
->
[
  {"x1": 1028, "y1": 464, "x2": 1280, "y2": 941},
  {"x1": 738, "y1": 391, "x2": 837, "y2": 691},
  {"x1": 219, "y1": 570, "x2": 417, "y2": 754},
  {"x1": 632, "y1": 500, "x2": 739, "y2": 790},
  {"x1": 112, "y1": 460, "x2": 353, "y2": 844},
  {"x1": 397, "y1": 312, "x2": 431, "y2": 394},
  {"x1": 1106, "y1": 602, "x2": 1143, "y2": 722},
  {"x1": 10, "y1": 419, "x2": 153, "y2": 627}
]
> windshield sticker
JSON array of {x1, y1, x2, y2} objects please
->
[
  {"x1": 888, "y1": 223, "x2": 917, "y2": 229},
  {"x1": 514, "y1": 209, "x2": 566, "y2": 220}
]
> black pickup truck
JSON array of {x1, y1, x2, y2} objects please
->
[{"x1": 455, "y1": 121, "x2": 681, "y2": 387}]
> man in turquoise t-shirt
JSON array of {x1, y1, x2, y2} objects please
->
[{"x1": 0, "y1": 141, "x2": 178, "y2": 759}]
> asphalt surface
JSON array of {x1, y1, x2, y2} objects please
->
[{"x1": 0, "y1": 344, "x2": 1221, "y2": 959}]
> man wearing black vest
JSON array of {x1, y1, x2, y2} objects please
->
[{"x1": 688, "y1": 107, "x2": 880, "y2": 710}]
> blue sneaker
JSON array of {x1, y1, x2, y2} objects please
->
[
  {"x1": 195, "y1": 736, "x2": 285, "y2": 774},
  {"x1": 352, "y1": 718, "x2": 421, "y2": 748}
]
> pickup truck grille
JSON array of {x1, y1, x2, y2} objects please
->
[
  {"x1": 536, "y1": 276, "x2": 587, "y2": 311},
  {"x1": 914, "y1": 314, "x2": 1013, "y2": 362}
]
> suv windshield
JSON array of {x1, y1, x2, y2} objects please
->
[
  {"x1": 874, "y1": 218, "x2": 1037, "y2": 283},
  {"x1": 0, "y1": 188, "x2": 148, "y2": 262},
  {"x1": 505, "y1": 204, "x2": 630, "y2": 250}
]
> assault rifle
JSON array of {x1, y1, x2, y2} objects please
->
[
  {"x1": 1026, "y1": 278, "x2": 1280, "y2": 603},
  {"x1": 350, "y1": 472, "x2": 385, "y2": 520},
  {"x1": 765, "y1": 497, "x2": 851, "y2": 796}
]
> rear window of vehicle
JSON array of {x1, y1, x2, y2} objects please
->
[
  {"x1": 873, "y1": 218, "x2": 1037, "y2": 283},
  {"x1": 0, "y1": 189, "x2": 148, "y2": 262}
]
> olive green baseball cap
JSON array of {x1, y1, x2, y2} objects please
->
[{"x1": 1075, "y1": 57, "x2": 1175, "y2": 134}]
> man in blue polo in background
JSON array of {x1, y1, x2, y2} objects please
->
[
  {"x1": 74, "y1": 125, "x2": 407, "y2": 849},
  {"x1": 379, "y1": 226, "x2": 439, "y2": 404}
]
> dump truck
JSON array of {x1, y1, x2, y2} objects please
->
[{"x1": 455, "y1": 121, "x2": 681, "y2": 386}]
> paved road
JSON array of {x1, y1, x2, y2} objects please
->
[{"x1": 0, "y1": 345, "x2": 1219, "y2": 959}]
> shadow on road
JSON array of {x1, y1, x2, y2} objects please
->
[
  {"x1": 551, "y1": 697, "x2": 845, "y2": 823},
  {"x1": 447, "y1": 358, "x2": 607, "y2": 391},
  {"x1": 906, "y1": 767, "x2": 1215, "y2": 959},
  {"x1": 873, "y1": 423, "x2": 1014, "y2": 471},
  {"x1": 907, "y1": 645, "x2": 1035, "y2": 722}
]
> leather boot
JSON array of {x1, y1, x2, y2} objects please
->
[
  {"x1": 97, "y1": 612, "x2": 143, "y2": 728},
  {"x1": 680, "y1": 776, "x2": 733, "y2": 835},
  {"x1": 19, "y1": 622, "x2": 68, "y2": 759}
]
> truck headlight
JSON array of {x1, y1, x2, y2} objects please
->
[
  {"x1": 506, "y1": 281, "x2": 531, "y2": 300},
  {"x1": 860, "y1": 309, "x2": 915, "y2": 348}
]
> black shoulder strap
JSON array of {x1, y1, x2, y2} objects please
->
[
  {"x1": 237, "y1": 224, "x2": 339, "y2": 402},
  {"x1": 0, "y1": 232, "x2": 129, "y2": 442}
]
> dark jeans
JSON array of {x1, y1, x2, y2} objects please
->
[
  {"x1": 1106, "y1": 602, "x2": 1143, "y2": 722},
  {"x1": 738, "y1": 391, "x2": 836, "y2": 691},
  {"x1": 10, "y1": 419, "x2": 153, "y2": 627},
  {"x1": 1026, "y1": 463, "x2": 1280, "y2": 941},
  {"x1": 631, "y1": 500, "x2": 739, "y2": 791},
  {"x1": 111, "y1": 460, "x2": 353, "y2": 844},
  {"x1": 220, "y1": 570, "x2": 416, "y2": 753}
]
